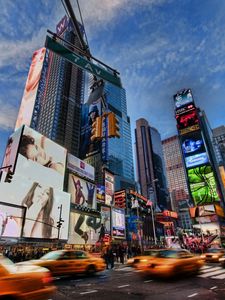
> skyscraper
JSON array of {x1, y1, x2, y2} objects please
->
[
  {"x1": 135, "y1": 118, "x2": 169, "y2": 210},
  {"x1": 212, "y1": 125, "x2": 225, "y2": 167}
]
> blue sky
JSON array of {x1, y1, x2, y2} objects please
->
[{"x1": 1, "y1": 0, "x2": 225, "y2": 163}]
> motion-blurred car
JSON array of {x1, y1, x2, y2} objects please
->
[
  {"x1": 202, "y1": 248, "x2": 225, "y2": 262},
  {"x1": 127, "y1": 249, "x2": 161, "y2": 268},
  {"x1": 136, "y1": 249, "x2": 204, "y2": 279},
  {"x1": 21, "y1": 250, "x2": 106, "y2": 277},
  {"x1": 0, "y1": 254, "x2": 56, "y2": 300}
]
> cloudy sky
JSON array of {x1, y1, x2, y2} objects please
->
[{"x1": 1, "y1": 0, "x2": 225, "y2": 163}]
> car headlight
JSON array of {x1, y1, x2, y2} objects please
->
[
  {"x1": 140, "y1": 259, "x2": 148, "y2": 262},
  {"x1": 200, "y1": 255, "x2": 205, "y2": 258},
  {"x1": 212, "y1": 255, "x2": 218, "y2": 258},
  {"x1": 219, "y1": 258, "x2": 225, "y2": 262}
]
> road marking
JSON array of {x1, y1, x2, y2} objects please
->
[
  {"x1": 198, "y1": 269, "x2": 225, "y2": 278},
  {"x1": 80, "y1": 290, "x2": 98, "y2": 295},
  {"x1": 188, "y1": 293, "x2": 198, "y2": 298},
  {"x1": 212, "y1": 273, "x2": 225, "y2": 279},
  {"x1": 200, "y1": 267, "x2": 221, "y2": 273},
  {"x1": 201, "y1": 265, "x2": 211, "y2": 270},
  {"x1": 144, "y1": 280, "x2": 153, "y2": 283},
  {"x1": 210, "y1": 286, "x2": 217, "y2": 290},
  {"x1": 118, "y1": 284, "x2": 130, "y2": 288}
]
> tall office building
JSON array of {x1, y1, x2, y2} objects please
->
[
  {"x1": 212, "y1": 125, "x2": 225, "y2": 167},
  {"x1": 16, "y1": 16, "x2": 85, "y2": 157},
  {"x1": 135, "y1": 118, "x2": 169, "y2": 210}
]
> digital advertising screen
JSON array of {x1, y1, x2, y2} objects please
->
[
  {"x1": 188, "y1": 165, "x2": 220, "y2": 205},
  {"x1": 68, "y1": 211, "x2": 101, "y2": 245},
  {"x1": 112, "y1": 208, "x2": 126, "y2": 239},
  {"x1": 67, "y1": 153, "x2": 95, "y2": 181},
  {"x1": 0, "y1": 178, "x2": 70, "y2": 240},
  {"x1": 68, "y1": 174, "x2": 96, "y2": 209},
  {"x1": 100, "y1": 206, "x2": 111, "y2": 234},
  {"x1": 185, "y1": 152, "x2": 209, "y2": 168},
  {"x1": 105, "y1": 171, "x2": 114, "y2": 206},
  {"x1": 176, "y1": 108, "x2": 199, "y2": 130},
  {"x1": 174, "y1": 89, "x2": 194, "y2": 109},
  {"x1": 15, "y1": 125, "x2": 66, "y2": 189},
  {"x1": 0, "y1": 202, "x2": 25, "y2": 238},
  {"x1": 15, "y1": 48, "x2": 46, "y2": 130},
  {"x1": 96, "y1": 184, "x2": 105, "y2": 203},
  {"x1": 181, "y1": 131, "x2": 206, "y2": 156}
]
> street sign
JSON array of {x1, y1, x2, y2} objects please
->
[{"x1": 45, "y1": 36, "x2": 122, "y2": 88}]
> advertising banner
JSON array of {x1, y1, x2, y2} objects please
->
[
  {"x1": 15, "y1": 125, "x2": 66, "y2": 189},
  {"x1": 105, "y1": 171, "x2": 114, "y2": 206},
  {"x1": 114, "y1": 190, "x2": 126, "y2": 209},
  {"x1": 0, "y1": 178, "x2": 70, "y2": 240},
  {"x1": 0, "y1": 202, "x2": 25, "y2": 238},
  {"x1": 219, "y1": 166, "x2": 225, "y2": 188},
  {"x1": 96, "y1": 184, "x2": 105, "y2": 203},
  {"x1": 80, "y1": 100, "x2": 102, "y2": 159},
  {"x1": 100, "y1": 206, "x2": 111, "y2": 234},
  {"x1": 67, "y1": 153, "x2": 95, "y2": 181},
  {"x1": 15, "y1": 48, "x2": 46, "y2": 130},
  {"x1": 176, "y1": 108, "x2": 199, "y2": 131},
  {"x1": 188, "y1": 165, "x2": 220, "y2": 205},
  {"x1": 68, "y1": 174, "x2": 96, "y2": 209},
  {"x1": 68, "y1": 211, "x2": 101, "y2": 245},
  {"x1": 112, "y1": 208, "x2": 126, "y2": 239},
  {"x1": 174, "y1": 89, "x2": 194, "y2": 109}
]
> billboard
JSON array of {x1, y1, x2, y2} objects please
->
[
  {"x1": 114, "y1": 190, "x2": 126, "y2": 209},
  {"x1": 105, "y1": 171, "x2": 114, "y2": 206},
  {"x1": 100, "y1": 206, "x2": 111, "y2": 235},
  {"x1": 185, "y1": 153, "x2": 209, "y2": 168},
  {"x1": 67, "y1": 153, "x2": 95, "y2": 181},
  {"x1": 15, "y1": 125, "x2": 66, "y2": 189},
  {"x1": 68, "y1": 174, "x2": 96, "y2": 209},
  {"x1": 80, "y1": 99, "x2": 102, "y2": 159},
  {"x1": 15, "y1": 48, "x2": 46, "y2": 130},
  {"x1": 112, "y1": 208, "x2": 126, "y2": 239},
  {"x1": 0, "y1": 178, "x2": 70, "y2": 240},
  {"x1": 174, "y1": 89, "x2": 194, "y2": 109},
  {"x1": 189, "y1": 204, "x2": 215, "y2": 218},
  {"x1": 188, "y1": 165, "x2": 220, "y2": 205},
  {"x1": 68, "y1": 211, "x2": 101, "y2": 245},
  {"x1": 96, "y1": 184, "x2": 105, "y2": 203},
  {"x1": 176, "y1": 108, "x2": 199, "y2": 131},
  {"x1": 0, "y1": 202, "x2": 25, "y2": 238}
]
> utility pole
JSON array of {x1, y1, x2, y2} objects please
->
[{"x1": 57, "y1": 204, "x2": 64, "y2": 245}]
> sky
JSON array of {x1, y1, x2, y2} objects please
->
[{"x1": 1, "y1": 0, "x2": 225, "y2": 164}]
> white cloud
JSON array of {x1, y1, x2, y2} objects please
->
[{"x1": 0, "y1": 102, "x2": 18, "y2": 130}]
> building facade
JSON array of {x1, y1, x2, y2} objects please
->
[{"x1": 212, "y1": 125, "x2": 225, "y2": 167}]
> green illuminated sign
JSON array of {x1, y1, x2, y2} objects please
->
[{"x1": 45, "y1": 36, "x2": 122, "y2": 88}]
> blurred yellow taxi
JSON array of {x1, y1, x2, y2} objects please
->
[
  {"x1": 23, "y1": 250, "x2": 106, "y2": 276},
  {"x1": 127, "y1": 249, "x2": 161, "y2": 268},
  {"x1": 0, "y1": 254, "x2": 56, "y2": 300},
  {"x1": 201, "y1": 248, "x2": 225, "y2": 262},
  {"x1": 136, "y1": 249, "x2": 204, "y2": 278}
]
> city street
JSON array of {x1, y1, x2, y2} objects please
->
[{"x1": 51, "y1": 263, "x2": 225, "y2": 300}]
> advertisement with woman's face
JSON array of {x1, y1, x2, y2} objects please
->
[
  {"x1": 16, "y1": 125, "x2": 66, "y2": 189},
  {"x1": 68, "y1": 174, "x2": 96, "y2": 209},
  {"x1": 0, "y1": 177, "x2": 70, "y2": 240},
  {"x1": 100, "y1": 206, "x2": 111, "y2": 234},
  {"x1": 68, "y1": 212, "x2": 101, "y2": 245}
]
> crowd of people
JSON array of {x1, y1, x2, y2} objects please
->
[{"x1": 1, "y1": 247, "x2": 50, "y2": 262}]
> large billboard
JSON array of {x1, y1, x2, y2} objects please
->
[
  {"x1": 96, "y1": 184, "x2": 105, "y2": 203},
  {"x1": 15, "y1": 125, "x2": 66, "y2": 189},
  {"x1": 0, "y1": 202, "x2": 25, "y2": 238},
  {"x1": 174, "y1": 89, "x2": 194, "y2": 109},
  {"x1": 100, "y1": 206, "x2": 111, "y2": 234},
  {"x1": 68, "y1": 174, "x2": 96, "y2": 209},
  {"x1": 112, "y1": 208, "x2": 126, "y2": 239},
  {"x1": 80, "y1": 99, "x2": 102, "y2": 159},
  {"x1": 67, "y1": 153, "x2": 95, "y2": 181},
  {"x1": 68, "y1": 211, "x2": 101, "y2": 245},
  {"x1": 176, "y1": 108, "x2": 199, "y2": 131},
  {"x1": 105, "y1": 171, "x2": 114, "y2": 206},
  {"x1": 0, "y1": 178, "x2": 70, "y2": 240},
  {"x1": 188, "y1": 165, "x2": 220, "y2": 205},
  {"x1": 15, "y1": 48, "x2": 46, "y2": 130}
]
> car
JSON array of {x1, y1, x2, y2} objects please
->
[
  {"x1": 201, "y1": 248, "x2": 225, "y2": 263},
  {"x1": 135, "y1": 249, "x2": 204, "y2": 279},
  {"x1": 21, "y1": 249, "x2": 106, "y2": 277},
  {"x1": 0, "y1": 253, "x2": 56, "y2": 300},
  {"x1": 127, "y1": 249, "x2": 161, "y2": 268}
]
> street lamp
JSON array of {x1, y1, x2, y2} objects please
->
[
  {"x1": 147, "y1": 178, "x2": 159, "y2": 246},
  {"x1": 146, "y1": 201, "x2": 157, "y2": 245}
]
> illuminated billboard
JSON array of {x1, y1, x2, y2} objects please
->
[
  {"x1": 185, "y1": 152, "x2": 209, "y2": 168},
  {"x1": 174, "y1": 89, "x2": 194, "y2": 109},
  {"x1": 176, "y1": 108, "x2": 199, "y2": 131},
  {"x1": 68, "y1": 211, "x2": 101, "y2": 245},
  {"x1": 16, "y1": 125, "x2": 66, "y2": 189},
  {"x1": 112, "y1": 208, "x2": 126, "y2": 239},
  {"x1": 0, "y1": 202, "x2": 25, "y2": 238},
  {"x1": 188, "y1": 165, "x2": 220, "y2": 205},
  {"x1": 15, "y1": 48, "x2": 46, "y2": 130},
  {"x1": 100, "y1": 206, "x2": 111, "y2": 234},
  {"x1": 67, "y1": 153, "x2": 95, "y2": 181},
  {"x1": 68, "y1": 174, "x2": 96, "y2": 209},
  {"x1": 105, "y1": 171, "x2": 114, "y2": 206},
  {"x1": 96, "y1": 184, "x2": 105, "y2": 203},
  {"x1": 0, "y1": 178, "x2": 70, "y2": 240}
]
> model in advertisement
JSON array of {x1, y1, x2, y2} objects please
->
[{"x1": 22, "y1": 182, "x2": 54, "y2": 239}]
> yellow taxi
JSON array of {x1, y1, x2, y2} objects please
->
[
  {"x1": 127, "y1": 249, "x2": 161, "y2": 268},
  {"x1": 0, "y1": 254, "x2": 56, "y2": 300},
  {"x1": 24, "y1": 250, "x2": 106, "y2": 276},
  {"x1": 136, "y1": 249, "x2": 204, "y2": 278},
  {"x1": 201, "y1": 248, "x2": 225, "y2": 262}
]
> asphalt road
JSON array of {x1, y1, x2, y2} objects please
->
[{"x1": 49, "y1": 263, "x2": 225, "y2": 300}]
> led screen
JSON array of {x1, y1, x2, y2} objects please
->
[
  {"x1": 68, "y1": 174, "x2": 96, "y2": 209},
  {"x1": 176, "y1": 109, "x2": 199, "y2": 130},
  {"x1": 188, "y1": 165, "x2": 220, "y2": 205},
  {"x1": 112, "y1": 208, "x2": 126, "y2": 238},
  {"x1": 181, "y1": 131, "x2": 206, "y2": 156},
  {"x1": 68, "y1": 211, "x2": 101, "y2": 245},
  {"x1": 174, "y1": 89, "x2": 194, "y2": 109},
  {"x1": 105, "y1": 171, "x2": 114, "y2": 206},
  {"x1": 96, "y1": 184, "x2": 105, "y2": 203},
  {"x1": 100, "y1": 206, "x2": 111, "y2": 234},
  {"x1": 16, "y1": 125, "x2": 66, "y2": 189},
  {"x1": 0, "y1": 178, "x2": 70, "y2": 240},
  {"x1": 185, "y1": 152, "x2": 209, "y2": 168},
  {"x1": 0, "y1": 202, "x2": 25, "y2": 238}
]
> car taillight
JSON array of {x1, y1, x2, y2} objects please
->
[{"x1": 42, "y1": 273, "x2": 53, "y2": 285}]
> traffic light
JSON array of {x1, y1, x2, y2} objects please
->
[
  {"x1": 57, "y1": 218, "x2": 64, "y2": 229},
  {"x1": 108, "y1": 112, "x2": 120, "y2": 138},
  {"x1": 91, "y1": 116, "x2": 103, "y2": 141},
  {"x1": 5, "y1": 170, "x2": 14, "y2": 183}
]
